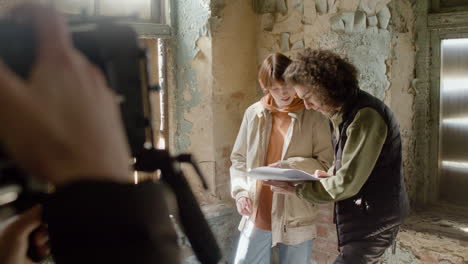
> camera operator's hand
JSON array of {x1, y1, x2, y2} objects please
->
[
  {"x1": 0, "y1": 5, "x2": 132, "y2": 186},
  {"x1": 0, "y1": 206, "x2": 49, "y2": 264}
]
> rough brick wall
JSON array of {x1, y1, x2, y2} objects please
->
[{"x1": 312, "y1": 203, "x2": 339, "y2": 264}]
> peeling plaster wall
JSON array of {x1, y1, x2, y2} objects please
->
[
  {"x1": 170, "y1": 0, "x2": 257, "y2": 205},
  {"x1": 211, "y1": 0, "x2": 258, "y2": 201},
  {"x1": 170, "y1": 0, "x2": 220, "y2": 205},
  {"x1": 171, "y1": 0, "x2": 212, "y2": 154},
  {"x1": 170, "y1": 0, "x2": 257, "y2": 261},
  {"x1": 385, "y1": 0, "x2": 418, "y2": 205}
]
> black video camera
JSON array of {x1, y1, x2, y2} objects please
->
[
  {"x1": 0, "y1": 18, "x2": 221, "y2": 264},
  {"x1": 0, "y1": 20, "x2": 151, "y2": 212}
]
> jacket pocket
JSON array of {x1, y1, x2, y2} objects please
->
[{"x1": 284, "y1": 195, "x2": 318, "y2": 228}]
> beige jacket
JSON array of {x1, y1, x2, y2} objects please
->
[{"x1": 230, "y1": 101, "x2": 333, "y2": 246}]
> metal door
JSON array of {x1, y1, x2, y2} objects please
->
[{"x1": 440, "y1": 38, "x2": 468, "y2": 206}]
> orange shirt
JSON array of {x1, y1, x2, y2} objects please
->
[
  {"x1": 254, "y1": 94, "x2": 304, "y2": 231},
  {"x1": 255, "y1": 111, "x2": 291, "y2": 230}
]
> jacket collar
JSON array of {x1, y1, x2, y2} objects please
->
[{"x1": 253, "y1": 102, "x2": 305, "y2": 120}]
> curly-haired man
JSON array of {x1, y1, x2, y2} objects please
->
[{"x1": 266, "y1": 48, "x2": 410, "y2": 264}]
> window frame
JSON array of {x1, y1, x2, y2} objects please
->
[
  {"x1": 432, "y1": 0, "x2": 468, "y2": 13},
  {"x1": 52, "y1": 0, "x2": 171, "y2": 39}
]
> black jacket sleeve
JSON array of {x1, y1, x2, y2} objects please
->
[{"x1": 43, "y1": 181, "x2": 180, "y2": 264}]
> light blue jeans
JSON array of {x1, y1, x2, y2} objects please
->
[{"x1": 233, "y1": 226, "x2": 313, "y2": 264}]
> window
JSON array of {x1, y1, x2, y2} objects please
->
[
  {"x1": 52, "y1": 0, "x2": 172, "y2": 152},
  {"x1": 50, "y1": 0, "x2": 166, "y2": 23},
  {"x1": 141, "y1": 38, "x2": 169, "y2": 151}
]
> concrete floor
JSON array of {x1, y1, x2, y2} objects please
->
[{"x1": 382, "y1": 202, "x2": 468, "y2": 264}]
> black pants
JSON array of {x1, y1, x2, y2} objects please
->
[{"x1": 333, "y1": 226, "x2": 400, "y2": 264}]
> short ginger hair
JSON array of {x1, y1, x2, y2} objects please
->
[{"x1": 258, "y1": 53, "x2": 292, "y2": 93}]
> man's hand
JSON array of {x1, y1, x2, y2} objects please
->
[
  {"x1": 0, "y1": 206, "x2": 50, "y2": 264},
  {"x1": 314, "y1": 170, "x2": 332, "y2": 178},
  {"x1": 236, "y1": 197, "x2": 253, "y2": 216},
  {"x1": 0, "y1": 5, "x2": 132, "y2": 186},
  {"x1": 268, "y1": 162, "x2": 281, "y2": 168},
  {"x1": 263, "y1": 181, "x2": 296, "y2": 194}
]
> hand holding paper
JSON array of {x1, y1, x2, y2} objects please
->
[
  {"x1": 314, "y1": 170, "x2": 332, "y2": 178},
  {"x1": 263, "y1": 181, "x2": 296, "y2": 194},
  {"x1": 247, "y1": 167, "x2": 320, "y2": 182}
]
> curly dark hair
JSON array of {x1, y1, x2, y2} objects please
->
[{"x1": 283, "y1": 48, "x2": 359, "y2": 107}]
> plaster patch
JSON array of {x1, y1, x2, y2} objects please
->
[
  {"x1": 327, "y1": 0, "x2": 336, "y2": 12},
  {"x1": 367, "y1": 15, "x2": 379, "y2": 26},
  {"x1": 386, "y1": 0, "x2": 417, "y2": 201},
  {"x1": 304, "y1": 15, "x2": 333, "y2": 48},
  {"x1": 303, "y1": 0, "x2": 317, "y2": 24},
  {"x1": 183, "y1": 35, "x2": 213, "y2": 163},
  {"x1": 209, "y1": 16, "x2": 224, "y2": 35},
  {"x1": 334, "y1": 12, "x2": 355, "y2": 33},
  {"x1": 287, "y1": 0, "x2": 303, "y2": 13},
  {"x1": 359, "y1": 0, "x2": 391, "y2": 15},
  {"x1": 331, "y1": 16, "x2": 346, "y2": 32},
  {"x1": 183, "y1": 88, "x2": 193, "y2": 101},
  {"x1": 377, "y1": 5, "x2": 391, "y2": 29},
  {"x1": 261, "y1": 13, "x2": 276, "y2": 31},
  {"x1": 388, "y1": 0, "x2": 411, "y2": 33},
  {"x1": 280, "y1": 32, "x2": 290, "y2": 51},
  {"x1": 274, "y1": 10, "x2": 289, "y2": 23},
  {"x1": 315, "y1": 0, "x2": 336, "y2": 15},
  {"x1": 258, "y1": 47, "x2": 274, "y2": 66},
  {"x1": 337, "y1": 0, "x2": 360, "y2": 12},
  {"x1": 172, "y1": 0, "x2": 211, "y2": 152},
  {"x1": 210, "y1": 0, "x2": 226, "y2": 17},
  {"x1": 316, "y1": 0, "x2": 328, "y2": 15},
  {"x1": 387, "y1": 32, "x2": 415, "y2": 134},
  {"x1": 321, "y1": 30, "x2": 391, "y2": 100},
  {"x1": 290, "y1": 31, "x2": 305, "y2": 43},
  {"x1": 291, "y1": 40, "x2": 305, "y2": 49},
  {"x1": 277, "y1": 0, "x2": 288, "y2": 14},
  {"x1": 331, "y1": 11, "x2": 371, "y2": 34},
  {"x1": 367, "y1": 26, "x2": 379, "y2": 34},
  {"x1": 354, "y1": 11, "x2": 367, "y2": 32},
  {"x1": 181, "y1": 161, "x2": 219, "y2": 205},
  {"x1": 258, "y1": 33, "x2": 280, "y2": 64},
  {"x1": 252, "y1": 0, "x2": 277, "y2": 14},
  {"x1": 230, "y1": 91, "x2": 246, "y2": 100},
  {"x1": 210, "y1": 0, "x2": 258, "y2": 202},
  {"x1": 272, "y1": 9, "x2": 304, "y2": 34}
]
